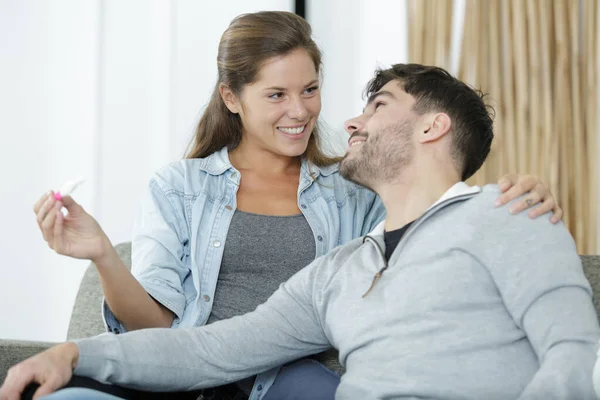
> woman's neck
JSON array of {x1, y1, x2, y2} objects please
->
[{"x1": 229, "y1": 142, "x2": 301, "y2": 175}]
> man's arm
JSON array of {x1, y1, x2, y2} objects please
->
[
  {"x1": 517, "y1": 287, "x2": 599, "y2": 399},
  {"x1": 477, "y1": 192, "x2": 600, "y2": 400},
  {"x1": 477, "y1": 190, "x2": 600, "y2": 399},
  {"x1": 0, "y1": 258, "x2": 331, "y2": 398},
  {"x1": 76, "y1": 266, "x2": 330, "y2": 391}
]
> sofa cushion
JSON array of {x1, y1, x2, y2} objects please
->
[
  {"x1": 581, "y1": 255, "x2": 600, "y2": 321},
  {"x1": 66, "y1": 243, "x2": 132, "y2": 340}
]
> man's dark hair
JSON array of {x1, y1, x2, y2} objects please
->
[{"x1": 364, "y1": 64, "x2": 494, "y2": 180}]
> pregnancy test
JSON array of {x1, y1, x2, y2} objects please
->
[{"x1": 54, "y1": 177, "x2": 84, "y2": 201}]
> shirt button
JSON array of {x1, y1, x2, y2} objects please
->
[
  {"x1": 300, "y1": 204, "x2": 307, "y2": 209},
  {"x1": 203, "y1": 295, "x2": 211, "y2": 302},
  {"x1": 225, "y1": 205, "x2": 232, "y2": 210},
  {"x1": 257, "y1": 385, "x2": 263, "y2": 391},
  {"x1": 317, "y1": 235, "x2": 323, "y2": 242},
  {"x1": 213, "y1": 240, "x2": 221, "y2": 247}
]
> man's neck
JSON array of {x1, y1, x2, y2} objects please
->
[{"x1": 377, "y1": 164, "x2": 461, "y2": 232}]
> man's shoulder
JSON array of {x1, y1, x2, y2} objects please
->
[
  {"x1": 463, "y1": 184, "x2": 539, "y2": 225},
  {"x1": 459, "y1": 184, "x2": 578, "y2": 257},
  {"x1": 465, "y1": 183, "x2": 502, "y2": 209}
]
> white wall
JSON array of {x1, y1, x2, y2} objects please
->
[
  {"x1": 0, "y1": 0, "x2": 100, "y2": 341},
  {"x1": 0, "y1": 0, "x2": 293, "y2": 342},
  {"x1": 308, "y1": 0, "x2": 409, "y2": 152}
]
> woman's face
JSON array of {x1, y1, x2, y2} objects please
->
[{"x1": 223, "y1": 48, "x2": 321, "y2": 158}]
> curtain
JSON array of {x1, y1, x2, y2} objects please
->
[{"x1": 408, "y1": 0, "x2": 598, "y2": 254}]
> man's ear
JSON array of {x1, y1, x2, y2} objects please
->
[
  {"x1": 219, "y1": 84, "x2": 240, "y2": 114},
  {"x1": 419, "y1": 113, "x2": 452, "y2": 143}
]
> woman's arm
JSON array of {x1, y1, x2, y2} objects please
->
[
  {"x1": 33, "y1": 182, "x2": 181, "y2": 332},
  {"x1": 94, "y1": 240, "x2": 175, "y2": 330}
]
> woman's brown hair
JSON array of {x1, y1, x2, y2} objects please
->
[{"x1": 185, "y1": 11, "x2": 341, "y2": 167}]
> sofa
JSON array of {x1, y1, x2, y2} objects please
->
[{"x1": 2, "y1": 244, "x2": 600, "y2": 385}]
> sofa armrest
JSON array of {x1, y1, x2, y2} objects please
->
[{"x1": 0, "y1": 340, "x2": 55, "y2": 384}]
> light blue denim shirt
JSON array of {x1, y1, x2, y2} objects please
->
[{"x1": 102, "y1": 147, "x2": 385, "y2": 399}]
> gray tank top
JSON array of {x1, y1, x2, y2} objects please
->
[{"x1": 207, "y1": 210, "x2": 316, "y2": 324}]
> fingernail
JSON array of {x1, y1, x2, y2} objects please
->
[
  {"x1": 494, "y1": 200, "x2": 502, "y2": 207},
  {"x1": 550, "y1": 217, "x2": 558, "y2": 224},
  {"x1": 509, "y1": 207, "x2": 516, "y2": 214}
]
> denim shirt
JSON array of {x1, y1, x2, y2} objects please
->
[{"x1": 102, "y1": 147, "x2": 385, "y2": 399}]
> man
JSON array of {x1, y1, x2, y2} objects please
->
[{"x1": 2, "y1": 64, "x2": 599, "y2": 399}]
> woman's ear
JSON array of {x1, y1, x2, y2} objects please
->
[
  {"x1": 219, "y1": 84, "x2": 240, "y2": 114},
  {"x1": 419, "y1": 113, "x2": 452, "y2": 143}
]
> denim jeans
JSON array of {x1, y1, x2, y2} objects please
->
[
  {"x1": 42, "y1": 388, "x2": 122, "y2": 400},
  {"x1": 262, "y1": 359, "x2": 339, "y2": 400}
]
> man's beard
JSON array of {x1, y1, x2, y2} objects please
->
[{"x1": 339, "y1": 120, "x2": 415, "y2": 189}]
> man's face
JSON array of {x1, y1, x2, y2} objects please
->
[{"x1": 339, "y1": 80, "x2": 418, "y2": 189}]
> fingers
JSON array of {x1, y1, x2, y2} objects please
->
[
  {"x1": 495, "y1": 180, "x2": 530, "y2": 207},
  {"x1": 526, "y1": 195, "x2": 554, "y2": 217},
  {"x1": 495, "y1": 175, "x2": 540, "y2": 207},
  {"x1": 527, "y1": 198, "x2": 563, "y2": 224},
  {"x1": 498, "y1": 179, "x2": 563, "y2": 223},
  {"x1": 0, "y1": 364, "x2": 35, "y2": 400},
  {"x1": 35, "y1": 191, "x2": 64, "y2": 249},
  {"x1": 508, "y1": 191, "x2": 542, "y2": 215},
  {"x1": 40, "y1": 201, "x2": 63, "y2": 247},
  {"x1": 60, "y1": 195, "x2": 84, "y2": 216},
  {"x1": 33, "y1": 192, "x2": 52, "y2": 214},
  {"x1": 53, "y1": 208, "x2": 65, "y2": 253},
  {"x1": 1, "y1": 345, "x2": 75, "y2": 400},
  {"x1": 35, "y1": 193, "x2": 55, "y2": 229},
  {"x1": 531, "y1": 181, "x2": 550, "y2": 200},
  {"x1": 550, "y1": 207, "x2": 563, "y2": 224},
  {"x1": 32, "y1": 378, "x2": 62, "y2": 400},
  {"x1": 60, "y1": 195, "x2": 76, "y2": 208},
  {"x1": 497, "y1": 173, "x2": 518, "y2": 193},
  {"x1": 520, "y1": 181, "x2": 563, "y2": 223}
]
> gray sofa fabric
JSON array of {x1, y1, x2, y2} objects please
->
[
  {"x1": 0, "y1": 340, "x2": 55, "y2": 380},
  {"x1": 66, "y1": 243, "x2": 132, "y2": 340},
  {"x1": 1, "y1": 244, "x2": 600, "y2": 385}
]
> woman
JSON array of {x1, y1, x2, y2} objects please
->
[{"x1": 32, "y1": 11, "x2": 561, "y2": 400}]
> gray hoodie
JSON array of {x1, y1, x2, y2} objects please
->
[{"x1": 75, "y1": 183, "x2": 600, "y2": 399}]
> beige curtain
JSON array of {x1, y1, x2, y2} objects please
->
[{"x1": 408, "y1": 0, "x2": 598, "y2": 254}]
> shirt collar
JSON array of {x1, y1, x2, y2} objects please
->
[
  {"x1": 199, "y1": 147, "x2": 235, "y2": 175},
  {"x1": 300, "y1": 158, "x2": 339, "y2": 179},
  {"x1": 369, "y1": 182, "x2": 481, "y2": 236},
  {"x1": 199, "y1": 147, "x2": 340, "y2": 177}
]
